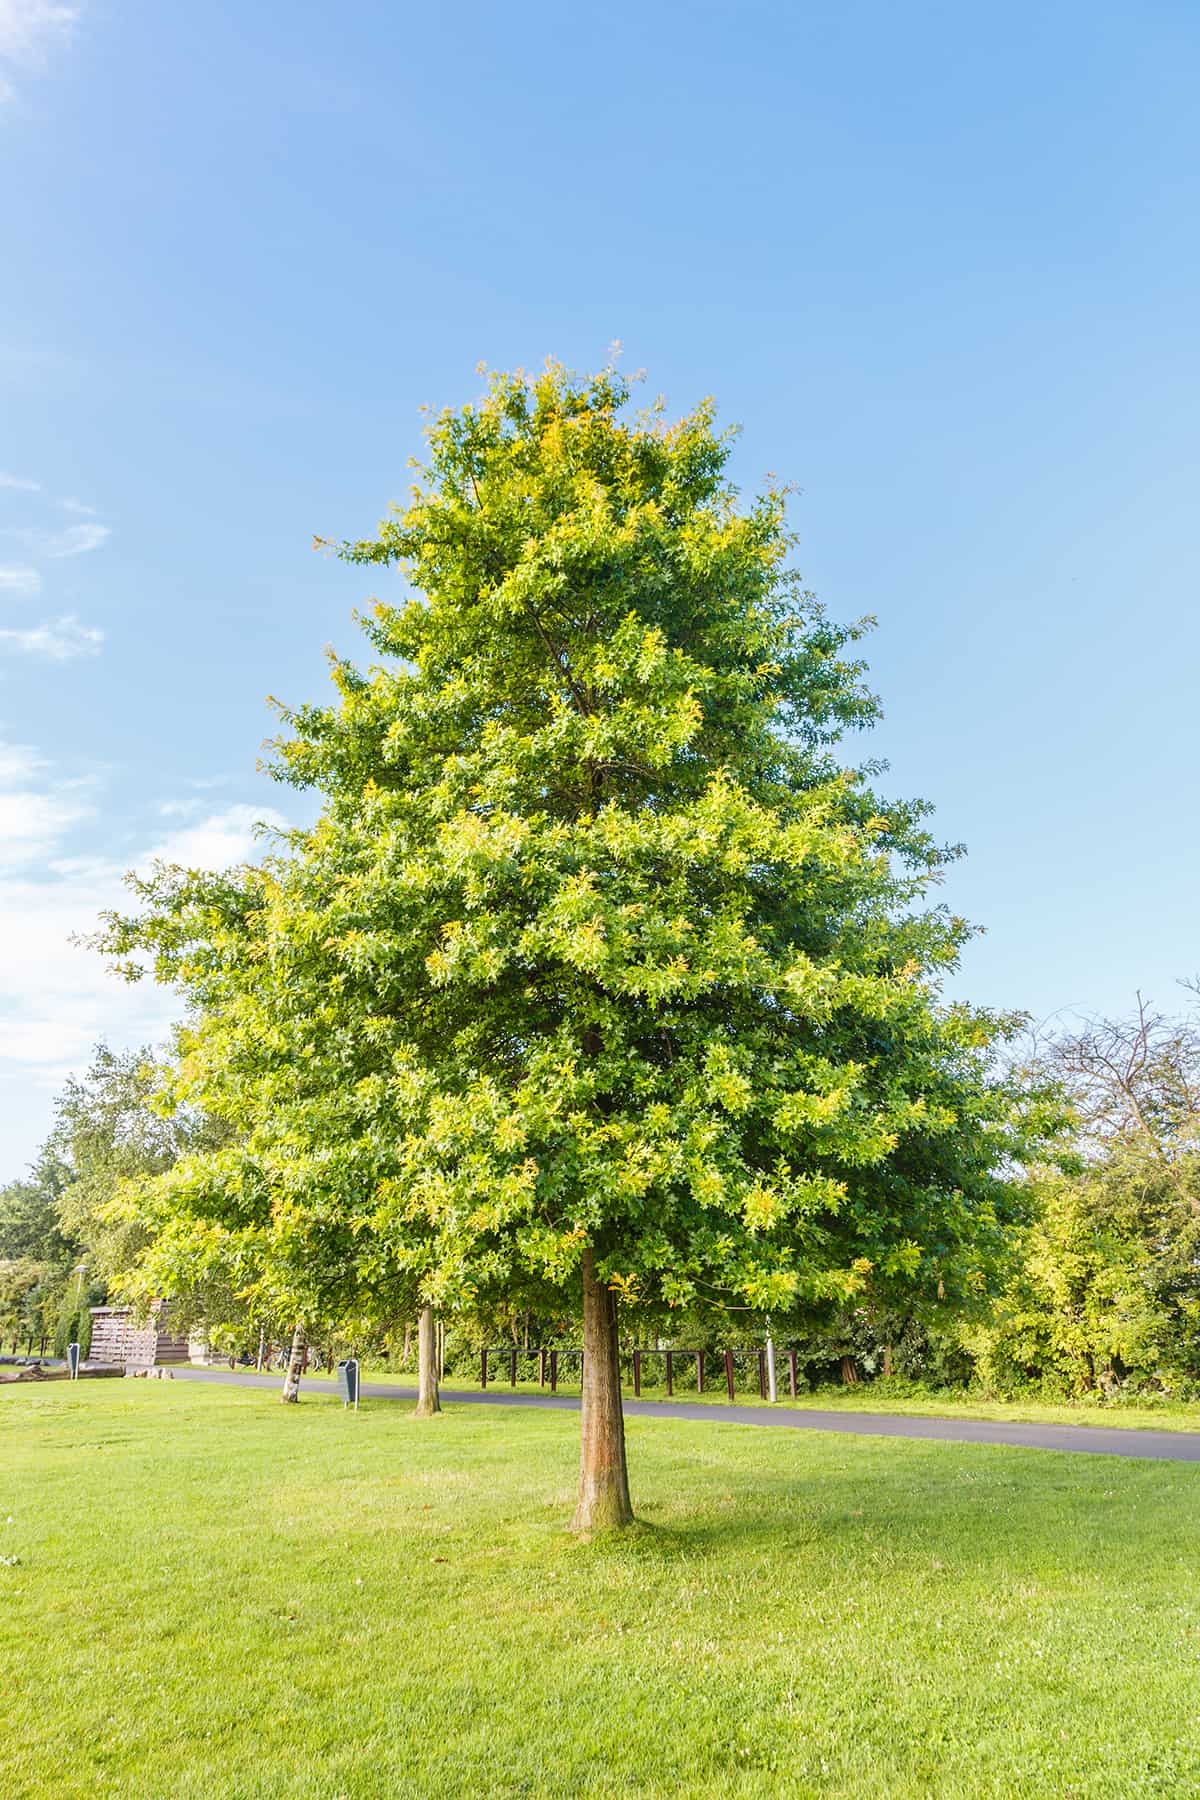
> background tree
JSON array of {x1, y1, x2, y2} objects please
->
[
  {"x1": 0, "y1": 1149, "x2": 82, "y2": 1351},
  {"x1": 86, "y1": 988, "x2": 444, "y2": 1408},
  {"x1": 964, "y1": 991, "x2": 1200, "y2": 1397}
]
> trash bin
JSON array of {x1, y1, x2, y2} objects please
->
[
  {"x1": 66, "y1": 1341, "x2": 81, "y2": 1380},
  {"x1": 336, "y1": 1357, "x2": 360, "y2": 1408}
]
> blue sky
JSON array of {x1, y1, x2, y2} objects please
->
[{"x1": 1, "y1": 0, "x2": 1197, "y2": 1172}]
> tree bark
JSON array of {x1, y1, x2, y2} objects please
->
[
  {"x1": 571, "y1": 1248, "x2": 634, "y2": 1531},
  {"x1": 415, "y1": 1303, "x2": 441, "y2": 1417},
  {"x1": 281, "y1": 1323, "x2": 306, "y2": 1403}
]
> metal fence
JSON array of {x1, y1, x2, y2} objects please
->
[{"x1": 478, "y1": 1345, "x2": 800, "y2": 1401}]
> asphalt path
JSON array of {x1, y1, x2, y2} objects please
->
[{"x1": 166, "y1": 1365, "x2": 1200, "y2": 1462}]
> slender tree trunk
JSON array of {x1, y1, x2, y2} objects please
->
[
  {"x1": 281, "y1": 1324, "x2": 306, "y2": 1403},
  {"x1": 256, "y1": 1326, "x2": 266, "y2": 1373},
  {"x1": 882, "y1": 1342, "x2": 894, "y2": 1379},
  {"x1": 840, "y1": 1354, "x2": 860, "y2": 1386},
  {"x1": 415, "y1": 1304, "x2": 441, "y2": 1417},
  {"x1": 571, "y1": 1248, "x2": 634, "y2": 1532}
]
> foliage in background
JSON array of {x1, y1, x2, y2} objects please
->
[{"x1": 0, "y1": 1042, "x2": 225, "y2": 1350}]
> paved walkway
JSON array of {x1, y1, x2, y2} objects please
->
[{"x1": 168, "y1": 1366, "x2": 1200, "y2": 1462}]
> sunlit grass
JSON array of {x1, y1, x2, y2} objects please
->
[{"x1": 3, "y1": 1381, "x2": 1199, "y2": 1797}]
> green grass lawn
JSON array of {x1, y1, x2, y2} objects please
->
[{"x1": 3, "y1": 1383, "x2": 1199, "y2": 1798}]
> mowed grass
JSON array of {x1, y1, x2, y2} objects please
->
[{"x1": 2, "y1": 1385, "x2": 1199, "y2": 1799}]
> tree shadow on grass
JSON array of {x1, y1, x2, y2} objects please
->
[{"x1": 575, "y1": 1439, "x2": 1197, "y2": 1583}]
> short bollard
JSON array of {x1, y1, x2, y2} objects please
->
[
  {"x1": 66, "y1": 1341, "x2": 81, "y2": 1381},
  {"x1": 336, "y1": 1357, "x2": 360, "y2": 1411}
]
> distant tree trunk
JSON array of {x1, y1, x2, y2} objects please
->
[
  {"x1": 415, "y1": 1304, "x2": 441, "y2": 1416},
  {"x1": 882, "y1": 1342, "x2": 894, "y2": 1379},
  {"x1": 256, "y1": 1326, "x2": 266, "y2": 1373},
  {"x1": 281, "y1": 1324, "x2": 306, "y2": 1403},
  {"x1": 571, "y1": 1248, "x2": 634, "y2": 1532},
  {"x1": 840, "y1": 1355, "x2": 860, "y2": 1386}
]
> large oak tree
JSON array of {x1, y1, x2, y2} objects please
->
[{"x1": 102, "y1": 364, "x2": 1045, "y2": 1526}]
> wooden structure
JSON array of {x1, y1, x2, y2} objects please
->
[{"x1": 88, "y1": 1305, "x2": 190, "y2": 1367}]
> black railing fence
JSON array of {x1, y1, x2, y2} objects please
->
[
  {"x1": 478, "y1": 1344, "x2": 799, "y2": 1401},
  {"x1": 2, "y1": 1331, "x2": 799, "y2": 1401}
]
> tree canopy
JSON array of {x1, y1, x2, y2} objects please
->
[{"x1": 99, "y1": 363, "x2": 1050, "y2": 1520}]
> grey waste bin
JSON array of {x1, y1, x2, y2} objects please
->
[
  {"x1": 66, "y1": 1341, "x2": 81, "y2": 1379},
  {"x1": 336, "y1": 1357, "x2": 360, "y2": 1408}
]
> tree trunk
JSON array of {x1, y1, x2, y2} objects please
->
[
  {"x1": 281, "y1": 1324, "x2": 306, "y2": 1403},
  {"x1": 882, "y1": 1342, "x2": 894, "y2": 1379},
  {"x1": 256, "y1": 1326, "x2": 266, "y2": 1373},
  {"x1": 415, "y1": 1304, "x2": 441, "y2": 1417},
  {"x1": 840, "y1": 1354, "x2": 860, "y2": 1386},
  {"x1": 571, "y1": 1248, "x2": 634, "y2": 1532}
]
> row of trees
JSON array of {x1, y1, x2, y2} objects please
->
[
  {"x1": 7, "y1": 991, "x2": 1197, "y2": 1408},
  {"x1": 0, "y1": 1044, "x2": 212, "y2": 1359},
  {"x1": 8, "y1": 363, "x2": 1191, "y2": 1525}
]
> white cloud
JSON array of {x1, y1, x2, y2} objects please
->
[
  {"x1": 0, "y1": 520, "x2": 110, "y2": 557},
  {"x1": 0, "y1": 747, "x2": 293, "y2": 1169},
  {"x1": 0, "y1": 564, "x2": 40, "y2": 598},
  {"x1": 45, "y1": 519, "x2": 109, "y2": 556},
  {"x1": 143, "y1": 802, "x2": 289, "y2": 873},
  {"x1": 0, "y1": 472, "x2": 41, "y2": 492},
  {"x1": 0, "y1": 613, "x2": 103, "y2": 659},
  {"x1": 0, "y1": 2, "x2": 80, "y2": 101},
  {"x1": 0, "y1": 785, "x2": 95, "y2": 860},
  {"x1": 0, "y1": 737, "x2": 94, "y2": 861},
  {"x1": 0, "y1": 740, "x2": 44, "y2": 783}
]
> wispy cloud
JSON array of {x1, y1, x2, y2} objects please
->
[
  {"x1": 144, "y1": 803, "x2": 288, "y2": 874},
  {"x1": 0, "y1": 479, "x2": 110, "y2": 662},
  {"x1": 0, "y1": 613, "x2": 104, "y2": 659},
  {"x1": 46, "y1": 519, "x2": 109, "y2": 556},
  {"x1": 0, "y1": 740, "x2": 291, "y2": 1171},
  {"x1": 2, "y1": 519, "x2": 111, "y2": 557},
  {"x1": 0, "y1": 2, "x2": 81, "y2": 102},
  {"x1": 0, "y1": 565, "x2": 41, "y2": 598},
  {"x1": 0, "y1": 736, "x2": 95, "y2": 861}
]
